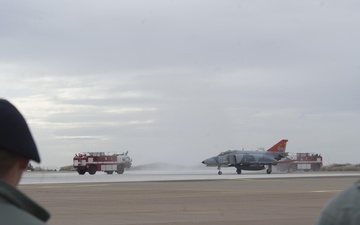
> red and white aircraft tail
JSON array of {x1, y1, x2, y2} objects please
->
[{"x1": 267, "y1": 139, "x2": 288, "y2": 153}]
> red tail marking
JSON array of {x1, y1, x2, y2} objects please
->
[{"x1": 267, "y1": 139, "x2": 288, "y2": 152}]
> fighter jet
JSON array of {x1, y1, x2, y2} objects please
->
[{"x1": 202, "y1": 139, "x2": 288, "y2": 175}]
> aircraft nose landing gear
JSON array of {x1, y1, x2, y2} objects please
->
[{"x1": 217, "y1": 166, "x2": 222, "y2": 175}]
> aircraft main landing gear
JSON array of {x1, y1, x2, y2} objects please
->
[
  {"x1": 266, "y1": 164, "x2": 272, "y2": 174},
  {"x1": 236, "y1": 168, "x2": 242, "y2": 174}
]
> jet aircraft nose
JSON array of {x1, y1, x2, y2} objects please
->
[{"x1": 202, "y1": 157, "x2": 218, "y2": 166}]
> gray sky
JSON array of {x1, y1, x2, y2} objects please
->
[{"x1": 1, "y1": 0, "x2": 359, "y2": 168}]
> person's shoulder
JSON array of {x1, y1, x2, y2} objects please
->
[
  {"x1": 330, "y1": 182, "x2": 360, "y2": 206},
  {"x1": 315, "y1": 182, "x2": 360, "y2": 225},
  {"x1": 0, "y1": 200, "x2": 48, "y2": 225},
  {"x1": 0, "y1": 180, "x2": 50, "y2": 223}
]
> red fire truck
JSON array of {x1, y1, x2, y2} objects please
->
[
  {"x1": 276, "y1": 153, "x2": 323, "y2": 172},
  {"x1": 73, "y1": 151, "x2": 132, "y2": 175}
]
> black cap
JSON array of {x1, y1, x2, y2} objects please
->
[{"x1": 0, "y1": 99, "x2": 40, "y2": 163}]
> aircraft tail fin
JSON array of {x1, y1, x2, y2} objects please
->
[{"x1": 267, "y1": 139, "x2": 288, "y2": 153}]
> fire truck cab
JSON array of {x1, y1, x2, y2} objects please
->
[{"x1": 73, "y1": 151, "x2": 132, "y2": 175}]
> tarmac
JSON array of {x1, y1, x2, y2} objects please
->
[{"x1": 19, "y1": 174, "x2": 360, "y2": 225}]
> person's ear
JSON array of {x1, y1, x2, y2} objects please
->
[{"x1": 18, "y1": 158, "x2": 30, "y2": 171}]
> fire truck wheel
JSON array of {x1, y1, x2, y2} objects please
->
[
  {"x1": 117, "y1": 165, "x2": 125, "y2": 174},
  {"x1": 313, "y1": 164, "x2": 321, "y2": 171},
  {"x1": 88, "y1": 165, "x2": 97, "y2": 175},
  {"x1": 105, "y1": 171, "x2": 114, "y2": 174},
  {"x1": 77, "y1": 169, "x2": 86, "y2": 175}
]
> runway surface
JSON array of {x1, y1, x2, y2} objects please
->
[
  {"x1": 19, "y1": 170, "x2": 360, "y2": 225},
  {"x1": 20, "y1": 168, "x2": 360, "y2": 184}
]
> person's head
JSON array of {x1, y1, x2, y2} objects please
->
[
  {"x1": 0, "y1": 151, "x2": 29, "y2": 186},
  {"x1": 0, "y1": 99, "x2": 40, "y2": 186}
]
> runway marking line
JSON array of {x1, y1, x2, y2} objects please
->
[
  {"x1": 311, "y1": 190, "x2": 341, "y2": 193},
  {"x1": 34, "y1": 184, "x2": 110, "y2": 189},
  {"x1": 228, "y1": 178, "x2": 282, "y2": 182}
]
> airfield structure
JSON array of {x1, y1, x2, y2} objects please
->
[
  {"x1": 73, "y1": 151, "x2": 132, "y2": 175},
  {"x1": 276, "y1": 153, "x2": 323, "y2": 172}
]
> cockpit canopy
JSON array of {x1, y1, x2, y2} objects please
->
[{"x1": 218, "y1": 150, "x2": 236, "y2": 156}]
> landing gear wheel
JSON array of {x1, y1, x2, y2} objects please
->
[
  {"x1": 236, "y1": 168, "x2": 242, "y2": 174},
  {"x1": 217, "y1": 166, "x2": 222, "y2": 175},
  {"x1": 117, "y1": 165, "x2": 125, "y2": 174},
  {"x1": 88, "y1": 165, "x2": 97, "y2": 175},
  {"x1": 266, "y1": 164, "x2": 272, "y2": 174}
]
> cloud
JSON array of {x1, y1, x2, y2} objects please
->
[{"x1": 0, "y1": 0, "x2": 359, "y2": 167}]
